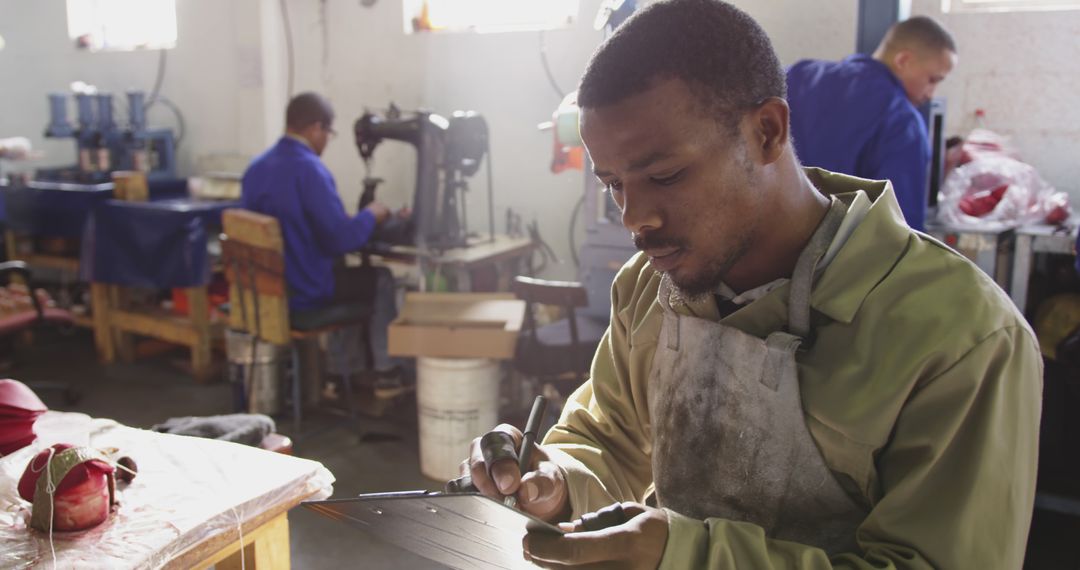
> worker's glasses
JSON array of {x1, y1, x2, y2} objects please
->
[{"x1": 324, "y1": 125, "x2": 337, "y2": 139}]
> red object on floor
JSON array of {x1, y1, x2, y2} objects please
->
[{"x1": 171, "y1": 275, "x2": 229, "y2": 317}]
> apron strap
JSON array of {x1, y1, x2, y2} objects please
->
[
  {"x1": 787, "y1": 198, "x2": 847, "y2": 340},
  {"x1": 761, "y1": 331, "x2": 802, "y2": 391}
]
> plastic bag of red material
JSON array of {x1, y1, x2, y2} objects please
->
[{"x1": 938, "y1": 129, "x2": 1072, "y2": 228}]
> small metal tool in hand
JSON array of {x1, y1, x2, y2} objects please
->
[
  {"x1": 444, "y1": 396, "x2": 548, "y2": 510},
  {"x1": 504, "y1": 395, "x2": 548, "y2": 509}
]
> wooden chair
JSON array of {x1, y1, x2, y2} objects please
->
[
  {"x1": 221, "y1": 209, "x2": 375, "y2": 437},
  {"x1": 511, "y1": 276, "x2": 607, "y2": 387}
]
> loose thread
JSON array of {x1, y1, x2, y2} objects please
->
[{"x1": 41, "y1": 448, "x2": 58, "y2": 569}]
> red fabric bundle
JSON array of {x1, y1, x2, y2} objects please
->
[
  {"x1": 0, "y1": 379, "x2": 46, "y2": 456},
  {"x1": 18, "y1": 444, "x2": 115, "y2": 531}
]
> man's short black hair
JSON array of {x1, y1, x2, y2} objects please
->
[
  {"x1": 286, "y1": 92, "x2": 334, "y2": 131},
  {"x1": 880, "y1": 16, "x2": 957, "y2": 55},
  {"x1": 577, "y1": 0, "x2": 785, "y2": 129}
]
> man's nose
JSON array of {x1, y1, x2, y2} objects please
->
[{"x1": 620, "y1": 186, "x2": 662, "y2": 236}]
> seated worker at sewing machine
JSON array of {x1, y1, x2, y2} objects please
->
[{"x1": 241, "y1": 92, "x2": 403, "y2": 381}]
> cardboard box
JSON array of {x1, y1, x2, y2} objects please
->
[{"x1": 388, "y1": 293, "x2": 525, "y2": 359}]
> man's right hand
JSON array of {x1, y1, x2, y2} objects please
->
[
  {"x1": 365, "y1": 202, "x2": 391, "y2": 225},
  {"x1": 466, "y1": 424, "x2": 571, "y2": 523}
]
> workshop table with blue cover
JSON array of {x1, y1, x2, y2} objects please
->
[
  {"x1": 80, "y1": 196, "x2": 239, "y2": 382},
  {"x1": 0, "y1": 178, "x2": 188, "y2": 275},
  {"x1": 1, "y1": 181, "x2": 115, "y2": 276}
]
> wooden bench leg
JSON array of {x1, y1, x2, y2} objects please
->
[
  {"x1": 253, "y1": 510, "x2": 290, "y2": 568},
  {"x1": 3, "y1": 229, "x2": 16, "y2": 261},
  {"x1": 90, "y1": 283, "x2": 116, "y2": 363},
  {"x1": 216, "y1": 512, "x2": 291, "y2": 570},
  {"x1": 188, "y1": 286, "x2": 213, "y2": 383},
  {"x1": 109, "y1": 285, "x2": 135, "y2": 362}
]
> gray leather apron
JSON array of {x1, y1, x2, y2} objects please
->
[{"x1": 648, "y1": 198, "x2": 868, "y2": 554}]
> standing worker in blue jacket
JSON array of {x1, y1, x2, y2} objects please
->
[
  {"x1": 242, "y1": 92, "x2": 401, "y2": 377},
  {"x1": 786, "y1": 16, "x2": 957, "y2": 231}
]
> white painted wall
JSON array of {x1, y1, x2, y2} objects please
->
[
  {"x1": 727, "y1": 0, "x2": 857, "y2": 66},
  {"x1": 0, "y1": 0, "x2": 272, "y2": 176}
]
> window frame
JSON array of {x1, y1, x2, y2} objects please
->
[
  {"x1": 943, "y1": 0, "x2": 1080, "y2": 14},
  {"x1": 402, "y1": 0, "x2": 580, "y2": 34},
  {"x1": 66, "y1": 0, "x2": 178, "y2": 52}
]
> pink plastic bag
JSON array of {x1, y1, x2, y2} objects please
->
[{"x1": 938, "y1": 129, "x2": 1071, "y2": 228}]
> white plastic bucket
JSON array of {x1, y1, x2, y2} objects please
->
[{"x1": 417, "y1": 357, "x2": 501, "y2": 481}]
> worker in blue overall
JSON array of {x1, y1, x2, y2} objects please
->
[
  {"x1": 242, "y1": 92, "x2": 401, "y2": 382},
  {"x1": 786, "y1": 16, "x2": 957, "y2": 231}
]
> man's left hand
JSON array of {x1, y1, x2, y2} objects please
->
[{"x1": 523, "y1": 502, "x2": 668, "y2": 569}]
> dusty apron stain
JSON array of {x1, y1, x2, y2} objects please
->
[{"x1": 648, "y1": 198, "x2": 868, "y2": 554}]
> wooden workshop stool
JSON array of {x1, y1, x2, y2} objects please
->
[{"x1": 221, "y1": 209, "x2": 376, "y2": 437}]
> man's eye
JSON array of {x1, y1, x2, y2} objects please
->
[
  {"x1": 605, "y1": 181, "x2": 623, "y2": 194},
  {"x1": 651, "y1": 170, "x2": 684, "y2": 186}
]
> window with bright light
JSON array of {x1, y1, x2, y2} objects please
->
[
  {"x1": 66, "y1": 0, "x2": 177, "y2": 51},
  {"x1": 403, "y1": 0, "x2": 579, "y2": 34},
  {"x1": 944, "y1": 0, "x2": 1080, "y2": 13}
]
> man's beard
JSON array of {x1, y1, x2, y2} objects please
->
[
  {"x1": 636, "y1": 231, "x2": 751, "y2": 301},
  {"x1": 671, "y1": 245, "x2": 746, "y2": 301}
]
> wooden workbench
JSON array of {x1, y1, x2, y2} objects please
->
[{"x1": 0, "y1": 411, "x2": 333, "y2": 569}]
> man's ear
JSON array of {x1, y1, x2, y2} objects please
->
[
  {"x1": 893, "y1": 49, "x2": 914, "y2": 72},
  {"x1": 746, "y1": 97, "x2": 789, "y2": 166}
]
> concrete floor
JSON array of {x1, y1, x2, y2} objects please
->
[{"x1": 9, "y1": 328, "x2": 1080, "y2": 569}]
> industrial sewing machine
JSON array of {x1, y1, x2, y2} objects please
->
[
  {"x1": 40, "y1": 90, "x2": 177, "y2": 184},
  {"x1": 354, "y1": 104, "x2": 493, "y2": 252}
]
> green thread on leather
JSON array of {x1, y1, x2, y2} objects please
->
[{"x1": 30, "y1": 447, "x2": 112, "y2": 532}]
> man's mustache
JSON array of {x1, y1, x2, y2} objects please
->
[{"x1": 633, "y1": 232, "x2": 686, "y2": 252}]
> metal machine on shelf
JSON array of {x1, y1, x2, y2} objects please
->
[
  {"x1": 354, "y1": 104, "x2": 493, "y2": 252},
  {"x1": 41, "y1": 90, "x2": 177, "y2": 184}
]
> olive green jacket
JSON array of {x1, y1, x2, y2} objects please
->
[{"x1": 543, "y1": 169, "x2": 1042, "y2": 569}]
